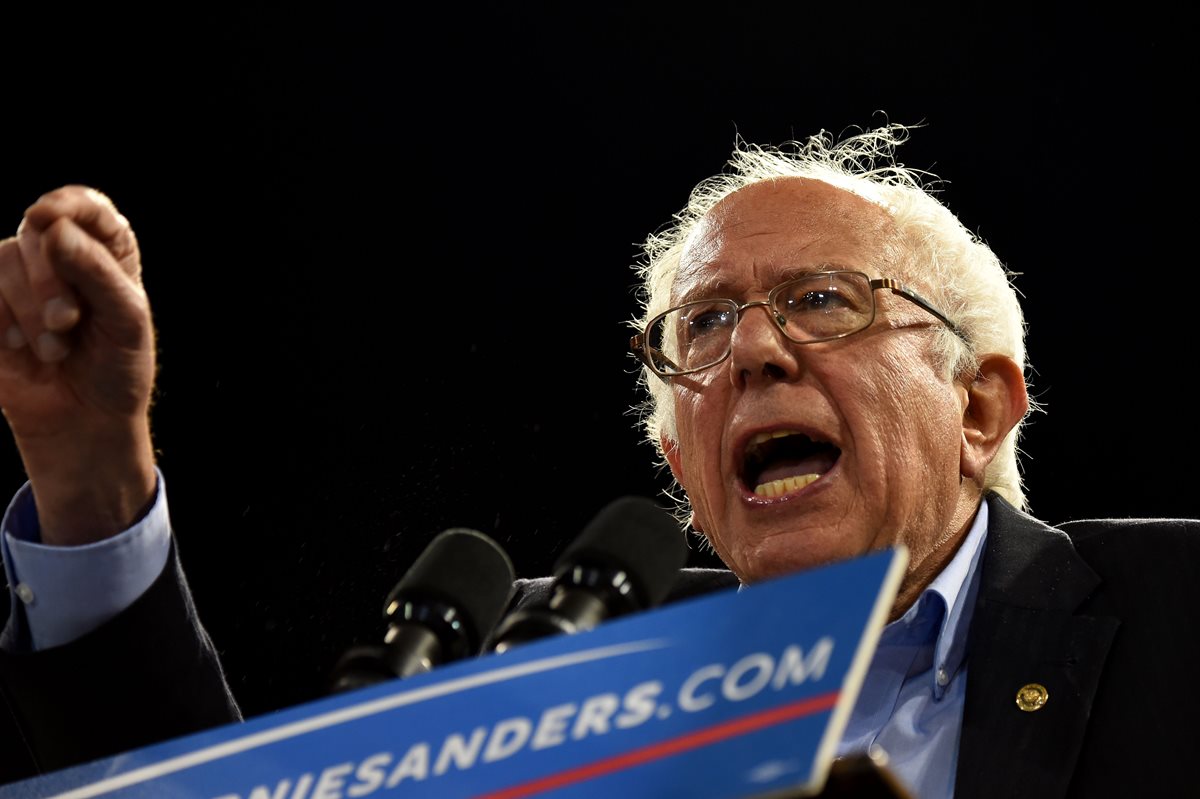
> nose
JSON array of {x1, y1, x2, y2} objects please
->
[{"x1": 728, "y1": 301, "x2": 804, "y2": 387}]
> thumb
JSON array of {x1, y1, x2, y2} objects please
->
[{"x1": 41, "y1": 217, "x2": 151, "y2": 349}]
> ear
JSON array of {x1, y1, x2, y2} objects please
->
[
  {"x1": 959, "y1": 354, "x2": 1029, "y2": 480},
  {"x1": 661, "y1": 434, "x2": 684, "y2": 484}
]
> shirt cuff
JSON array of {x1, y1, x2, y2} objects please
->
[{"x1": 1, "y1": 468, "x2": 171, "y2": 651}]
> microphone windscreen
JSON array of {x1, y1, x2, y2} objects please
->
[
  {"x1": 388, "y1": 528, "x2": 516, "y2": 649},
  {"x1": 553, "y1": 496, "x2": 688, "y2": 608}
]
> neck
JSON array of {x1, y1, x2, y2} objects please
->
[{"x1": 887, "y1": 488, "x2": 985, "y2": 621}]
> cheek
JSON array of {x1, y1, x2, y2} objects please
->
[
  {"x1": 853, "y1": 353, "x2": 961, "y2": 476},
  {"x1": 900, "y1": 392, "x2": 963, "y2": 483},
  {"x1": 671, "y1": 381, "x2": 723, "y2": 466},
  {"x1": 670, "y1": 386, "x2": 725, "y2": 520}
]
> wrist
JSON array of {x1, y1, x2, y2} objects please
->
[{"x1": 17, "y1": 417, "x2": 158, "y2": 546}]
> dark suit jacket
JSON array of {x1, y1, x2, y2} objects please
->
[
  {"x1": 954, "y1": 496, "x2": 1200, "y2": 797},
  {"x1": 0, "y1": 494, "x2": 1196, "y2": 797}
]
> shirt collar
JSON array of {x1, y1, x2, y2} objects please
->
[
  {"x1": 921, "y1": 500, "x2": 989, "y2": 698},
  {"x1": 731, "y1": 500, "x2": 991, "y2": 699}
]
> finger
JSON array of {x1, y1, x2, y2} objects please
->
[
  {"x1": 40, "y1": 217, "x2": 150, "y2": 351},
  {"x1": 16, "y1": 216, "x2": 81, "y2": 338},
  {"x1": 0, "y1": 239, "x2": 29, "y2": 351},
  {"x1": 22, "y1": 185, "x2": 141, "y2": 280},
  {"x1": 13, "y1": 218, "x2": 76, "y2": 359},
  {"x1": 0, "y1": 234, "x2": 57, "y2": 359}
]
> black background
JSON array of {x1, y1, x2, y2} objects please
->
[{"x1": 2, "y1": 5, "x2": 1194, "y2": 719}]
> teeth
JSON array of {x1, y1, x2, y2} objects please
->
[
  {"x1": 749, "y1": 429, "x2": 801, "y2": 447},
  {"x1": 754, "y1": 473, "x2": 820, "y2": 497}
]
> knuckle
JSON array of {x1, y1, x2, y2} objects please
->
[
  {"x1": 35, "y1": 185, "x2": 79, "y2": 206},
  {"x1": 101, "y1": 225, "x2": 133, "y2": 258},
  {"x1": 82, "y1": 187, "x2": 116, "y2": 208},
  {"x1": 46, "y1": 219, "x2": 87, "y2": 260}
]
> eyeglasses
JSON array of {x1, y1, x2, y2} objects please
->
[{"x1": 630, "y1": 270, "x2": 964, "y2": 379}]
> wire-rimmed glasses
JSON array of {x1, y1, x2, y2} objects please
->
[{"x1": 630, "y1": 270, "x2": 963, "y2": 379}]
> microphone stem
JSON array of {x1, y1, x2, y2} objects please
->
[
  {"x1": 383, "y1": 625, "x2": 444, "y2": 679},
  {"x1": 548, "y1": 587, "x2": 608, "y2": 632}
]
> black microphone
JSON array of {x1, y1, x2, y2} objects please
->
[
  {"x1": 485, "y1": 496, "x2": 688, "y2": 654},
  {"x1": 328, "y1": 527, "x2": 516, "y2": 693}
]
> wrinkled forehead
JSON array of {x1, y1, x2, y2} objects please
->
[{"x1": 674, "y1": 177, "x2": 902, "y2": 300}]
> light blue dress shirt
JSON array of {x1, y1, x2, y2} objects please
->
[{"x1": 835, "y1": 503, "x2": 988, "y2": 799}]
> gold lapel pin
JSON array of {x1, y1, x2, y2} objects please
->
[{"x1": 1016, "y1": 683, "x2": 1049, "y2": 712}]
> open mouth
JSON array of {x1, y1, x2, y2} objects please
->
[{"x1": 741, "y1": 430, "x2": 841, "y2": 498}]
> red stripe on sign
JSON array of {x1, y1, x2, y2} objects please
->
[{"x1": 476, "y1": 690, "x2": 840, "y2": 799}]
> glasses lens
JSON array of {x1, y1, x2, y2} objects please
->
[
  {"x1": 647, "y1": 299, "x2": 740, "y2": 374},
  {"x1": 773, "y1": 272, "x2": 874, "y2": 341}
]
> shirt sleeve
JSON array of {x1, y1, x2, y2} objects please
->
[{"x1": 0, "y1": 468, "x2": 172, "y2": 651}]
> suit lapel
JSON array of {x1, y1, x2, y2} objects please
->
[{"x1": 954, "y1": 496, "x2": 1118, "y2": 799}]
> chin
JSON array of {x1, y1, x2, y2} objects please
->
[{"x1": 734, "y1": 529, "x2": 864, "y2": 585}]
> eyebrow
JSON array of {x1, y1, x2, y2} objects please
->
[{"x1": 675, "y1": 263, "x2": 851, "y2": 304}]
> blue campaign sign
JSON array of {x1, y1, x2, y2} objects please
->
[{"x1": 3, "y1": 547, "x2": 906, "y2": 799}]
